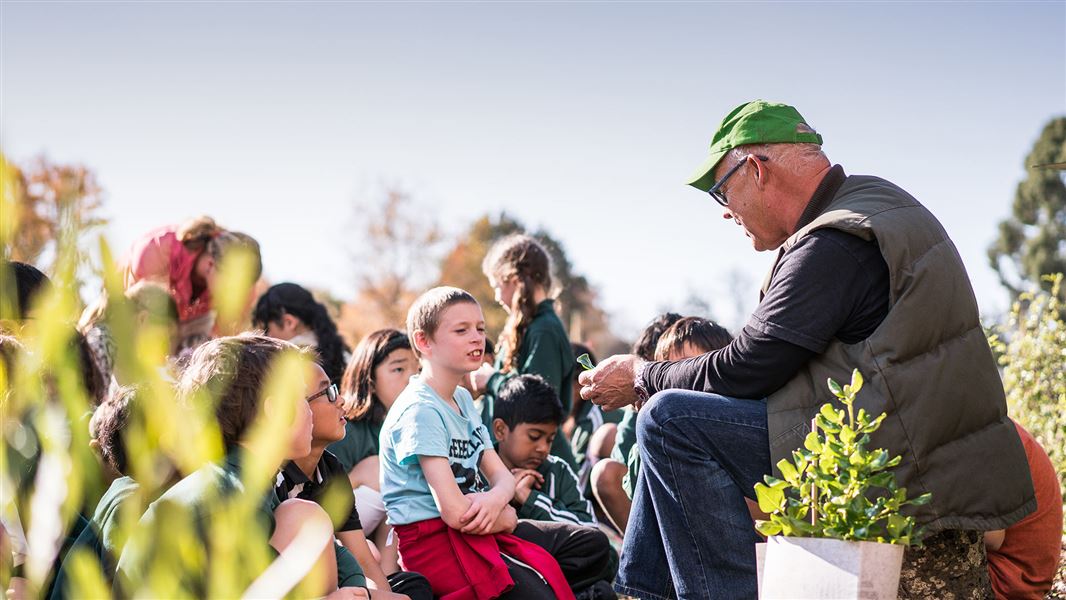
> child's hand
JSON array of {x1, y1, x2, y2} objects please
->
[
  {"x1": 510, "y1": 468, "x2": 544, "y2": 505},
  {"x1": 469, "y1": 363, "x2": 496, "y2": 395},
  {"x1": 459, "y1": 490, "x2": 509, "y2": 535}
]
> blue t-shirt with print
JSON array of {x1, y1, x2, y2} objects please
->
[{"x1": 380, "y1": 376, "x2": 492, "y2": 526}]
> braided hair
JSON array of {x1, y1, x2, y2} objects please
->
[
  {"x1": 482, "y1": 234, "x2": 553, "y2": 374},
  {"x1": 252, "y1": 283, "x2": 349, "y2": 384}
]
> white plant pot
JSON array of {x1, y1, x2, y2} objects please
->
[{"x1": 758, "y1": 535, "x2": 904, "y2": 599}]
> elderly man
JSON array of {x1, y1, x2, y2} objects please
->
[{"x1": 580, "y1": 100, "x2": 1035, "y2": 600}]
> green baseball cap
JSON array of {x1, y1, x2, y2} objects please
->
[{"x1": 686, "y1": 100, "x2": 823, "y2": 192}]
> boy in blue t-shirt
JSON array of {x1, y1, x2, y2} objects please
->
[{"x1": 382, "y1": 287, "x2": 611, "y2": 599}]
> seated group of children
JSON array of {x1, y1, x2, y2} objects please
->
[{"x1": 70, "y1": 285, "x2": 631, "y2": 599}]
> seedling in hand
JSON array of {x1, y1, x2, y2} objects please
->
[{"x1": 576, "y1": 353, "x2": 595, "y2": 371}]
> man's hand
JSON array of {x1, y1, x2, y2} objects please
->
[
  {"x1": 510, "y1": 469, "x2": 544, "y2": 505},
  {"x1": 579, "y1": 354, "x2": 644, "y2": 411}
]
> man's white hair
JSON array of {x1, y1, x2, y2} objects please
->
[{"x1": 723, "y1": 142, "x2": 828, "y2": 177}]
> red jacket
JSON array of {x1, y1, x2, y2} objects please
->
[
  {"x1": 394, "y1": 517, "x2": 575, "y2": 600},
  {"x1": 123, "y1": 225, "x2": 211, "y2": 322}
]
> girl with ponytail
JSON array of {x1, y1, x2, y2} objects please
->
[
  {"x1": 252, "y1": 282, "x2": 350, "y2": 384},
  {"x1": 471, "y1": 233, "x2": 579, "y2": 471}
]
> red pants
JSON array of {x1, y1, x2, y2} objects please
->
[{"x1": 393, "y1": 518, "x2": 575, "y2": 600}]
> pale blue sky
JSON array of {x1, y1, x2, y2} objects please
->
[{"x1": 3, "y1": 1, "x2": 1063, "y2": 336}]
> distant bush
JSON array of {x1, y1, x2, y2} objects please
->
[{"x1": 990, "y1": 273, "x2": 1066, "y2": 506}]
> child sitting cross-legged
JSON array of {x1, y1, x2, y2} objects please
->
[{"x1": 381, "y1": 287, "x2": 588, "y2": 599}]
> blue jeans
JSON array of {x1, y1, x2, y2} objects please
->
[{"x1": 614, "y1": 390, "x2": 771, "y2": 600}]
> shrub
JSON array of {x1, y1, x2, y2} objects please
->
[
  {"x1": 989, "y1": 273, "x2": 1066, "y2": 506},
  {"x1": 754, "y1": 369, "x2": 931, "y2": 545}
]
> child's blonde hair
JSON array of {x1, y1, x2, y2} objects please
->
[
  {"x1": 405, "y1": 286, "x2": 479, "y2": 358},
  {"x1": 481, "y1": 234, "x2": 553, "y2": 373}
]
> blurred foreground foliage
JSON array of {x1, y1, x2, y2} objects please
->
[{"x1": 1, "y1": 181, "x2": 323, "y2": 597}]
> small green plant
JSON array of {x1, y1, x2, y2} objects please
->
[
  {"x1": 576, "y1": 353, "x2": 594, "y2": 371},
  {"x1": 754, "y1": 369, "x2": 931, "y2": 545}
]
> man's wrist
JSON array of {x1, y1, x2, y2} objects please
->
[{"x1": 633, "y1": 359, "x2": 651, "y2": 403}]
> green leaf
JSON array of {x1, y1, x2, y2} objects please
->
[
  {"x1": 755, "y1": 520, "x2": 782, "y2": 536},
  {"x1": 804, "y1": 431, "x2": 822, "y2": 452},
  {"x1": 840, "y1": 426, "x2": 856, "y2": 444},
  {"x1": 850, "y1": 369, "x2": 864, "y2": 394},
  {"x1": 827, "y1": 378, "x2": 844, "y2": 397},
  {"x1": 576, "y1": 353, "x2": 594, "y2": 371},
  {"x1": 754, "y1": 482, "x2": 785, "y2": 513},
  {"x1": 777, "y1": 459, "x2": 799, "y2": 484},
  {"x1": 820, "y1": 403, "x2": 843, "y2": 425},
  {"x1": 908, "y1": 492, "x2": 933, "y2": 506}
]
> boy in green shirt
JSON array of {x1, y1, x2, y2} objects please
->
[{"x1": 492, "y1": 374, "x2": 596, "y2": 527}]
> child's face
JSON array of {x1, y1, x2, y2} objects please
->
[
  {"x1": 306, "y1": 363, "x2": 346, "y2": 445},
  {"x1": 285, "y1": 363, "x2": 320, "y2": 459},
  {"x1": 418, "y1": 302, "x2": 486, "y2": 374},
  {"x1": 494, "y1": 420, "x2": 558, "y2": 470},
  {"x1": 488, "y1": 274, "x2": 517, "y2": 312},
  {"x1": 372, "y1": 347, "x2": 418, "y2": 411}
]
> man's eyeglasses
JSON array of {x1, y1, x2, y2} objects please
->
[
  {"x1": 306, "y1": 383, "x2": 339, "y2": 404},
  {"x1": 707, "y1": 154, "x2": 769, "y2": 207}
]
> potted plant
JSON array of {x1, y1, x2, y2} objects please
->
[{"x1": 754, "y1": 369, "x2": 931, "y2": 599}]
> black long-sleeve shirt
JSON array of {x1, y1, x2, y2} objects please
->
[{"x1": 642, "y1": 166, "x2": 891, "y2": 399}]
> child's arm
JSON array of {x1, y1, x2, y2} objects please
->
[
  {"x1": 465, "y1": 448, "x2": 517, "y2": 534},
  {"x1": 420, "y1": 456, "x2": 487, "y2": 531},
  {"x1": 419, "y1": 450, "x2": 516, "y2": 535},
  {"x1": 515, "y1": 462, "x2": 597, "y2": 527}
]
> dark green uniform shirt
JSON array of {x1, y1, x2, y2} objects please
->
[
  {"x1": 484, "y1": 300, "x2": 578, "y2": 471},
  {"x1": 515, "y1": 455, "x2": 596, "y2": 527},
  {"x1": 327, "y1": 419, "x2": 382, "y2": 474},
  {"x1": 116, "y1": 453, "x2": 280, "y2": 596}
]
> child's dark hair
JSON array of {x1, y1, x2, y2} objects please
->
[
  {"x1": 482, "y1": 234, "x2": 553, "y2": 373},
  {"x1": 654, "y1": 317, "x2": 733, "y2": 361},
  {"x1": 494, "y1": 374, "x2": 563, "y2": 429},
  {"x1": 340, "y1": 328, "x2": 411, "y2": 424},
  {"x1": 632, "y1": 312, "x2": 683, "y2": 361},
  {"x1": 253, "y1": 283, "x2": 350, "y2": 384},
  {"x1": 75, "y1": 329, "x2": 108, "y2": 406},
  {"x1": 177, "y1": 334, "x2": 305, "y2": 448},
  {"x1": 3, "y1": 261, "x2": 52, "y2": 320},
  {"x1": 406, "y1": 286, "x2": 480, "y2": 358},
  {"x1": 91, "y1": 386, "x2": 139, "y2": 475}
]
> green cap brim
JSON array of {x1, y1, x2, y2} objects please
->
[{"x1": 686, "y1": 149, "x2": 729, "y2": 192}]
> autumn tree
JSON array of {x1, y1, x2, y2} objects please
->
[
  {"x1": 339, "y1": 187, "x2": 444, "y2": 342},
  {"x1": 988, "y1": 116, "x2": 1066, "y2": 301},
  {"x1": 437, "y1": 212, "x2": 627, "y2": 357},
  {"x1": 2, "y1": 154, "x2": 107, "y2": 275}
]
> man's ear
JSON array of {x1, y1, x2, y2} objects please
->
[
  {"x1": 750, "y1": 154, "x2": 768, "y2": 190},
  {"x1": 492, "y1": 418, "x2": 509, "y2": 442}
]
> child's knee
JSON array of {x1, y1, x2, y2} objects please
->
[
  {"x1": 592, "y1": 459, "x2": 625, "y2": 498},
  {"x1": 272, "y1": 498, "x2": 333, "y2": 549},
  {"x1": 588, "y1": 423, "x2": 617, "y2": 459}
]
